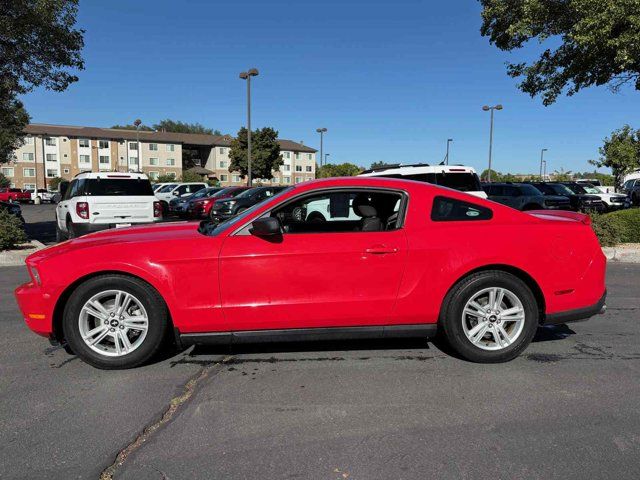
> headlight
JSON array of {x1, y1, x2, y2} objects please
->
[{"x1": 29, "y1": 266, "x2": 41, "y2": 285}]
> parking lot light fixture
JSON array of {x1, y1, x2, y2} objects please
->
[
  {"x1": 539, "y1": 148, "x2": 548, "y2": 180},
  {"x1": 316, "y1": 128, "x2": 327, "y2": 167},
  {"x1": 239, "y1": 69, "x2": 259, "y2": 186},
  {"x1": 482, "y1": 105, "x2": 503, "y2": 182}
]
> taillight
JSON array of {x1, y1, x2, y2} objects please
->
[
  {"x1": 153, "y1": 201, "x2": 162, "y2": 218},
  {"x1": 76, "y1": 202, "x2": 89, "y2": 219}
]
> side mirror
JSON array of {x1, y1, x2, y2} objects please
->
[
  {"x1": 249, "y1": 217, "x2": 282, "y2": 237},
  {"x1": 59, "y1": 181, "x2": 69, "y2": 197},
  {"x1": 172, "y1": 191, "x2": 179, "y2": 196}
]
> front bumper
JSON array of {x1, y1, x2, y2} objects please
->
[
  {"x1": 15, "y1": 281, "x2": 54, "y2": 337},
  {"x1": 545, "y1": 290, "x2": 607, "y2": 325}
]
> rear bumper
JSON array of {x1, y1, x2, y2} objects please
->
[
  {"x1": 545, "y1": 290, "x2": 607, "y2": 325},
  {"x1": 73, "y1": 220, "x2": 159, "y2": 236}
]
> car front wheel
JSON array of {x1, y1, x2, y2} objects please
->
[
  {"x1": 62, "y1": 274, "x2": 169, "y2": 369},
  {"x1": 440, "y1": 271, "x2": 538, "y2": 363}
]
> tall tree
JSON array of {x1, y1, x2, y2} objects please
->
[
  {"x1": 229, "y1": 127, "x2": 283, "y2": 181},
  {"x1": 0, "y1": 0, "x2": 84, "y2": 161},
  {"x1": 590, "y1": 125, "x2": 640, "y2": 186},
  {"x1": 153, "y1": 119, "x2": 221, "y2": 136},
  {"x1": 480, "y1": 0, "x2": 640, "y2": 105},
  {"x1": 111, "y1": 123, "x2": 153, "y2": 131},
  {"x1": 370, "y1": 161, "x2": 394, "y2": 170}
]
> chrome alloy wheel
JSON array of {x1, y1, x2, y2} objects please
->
[
  {"x1": 461, "y1": 287, "x2": 525, "y2": 351},
  {"x1": 78, "y1": 290, "x2": 149, "y2": 357}
]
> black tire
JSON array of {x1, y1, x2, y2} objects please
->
[
  {"x1": 62, "y1": 274, "x2": 170, "y2": 369},
  {"x1": 66, "y1": 218, "x2": 76, "y2": 239},
  {"x1": 439, "y1": 271, "x2": 539, "y2": 363},
  {"x1": 55, "y1": 220, "x2": 65, "y2": 242}
]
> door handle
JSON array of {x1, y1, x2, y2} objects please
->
[{"x1": 364, "y1": 245, "x2": 398, "y2": 255}]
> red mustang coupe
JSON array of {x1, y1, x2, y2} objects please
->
[{"x1": 15, "y1": 177, "x2": 606, "y2": 369}]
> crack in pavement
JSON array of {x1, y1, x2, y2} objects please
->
[{"x1": 99, "y1": 355, "x2": 234, "y2": 480}]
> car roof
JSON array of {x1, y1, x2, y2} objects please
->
[
  {"x1": 74, "y1": 172, "x2": 149, "y2": 180},
  {"x1": 359, "y1": 164, "x2": 477, "y2": 175}
]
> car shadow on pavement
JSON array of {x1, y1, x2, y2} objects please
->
[{"x1": 24, "y1": 220, "x2": 57, "y2": 245}]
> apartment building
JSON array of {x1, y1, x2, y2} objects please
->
[{"x1": 1, "y1": 124, "x2": 317, "y2": 189}]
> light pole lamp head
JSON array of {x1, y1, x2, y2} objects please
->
[
  {"x1": 495, "y1": 104, "x2": 503, "y2": 110},
  {"x1": 447, "y1": 138, "x2": 453, "y2": 142},
  {"x1": 247, "y1": 68, "x2": 259, "y2": 76},
  {"x1": 482, "y1": 105, "x2": 490, "y2": 111},
  {"x1": 134, "y1": 119, "x2": 141, "y2": 127},
  {"x1": 316, "y1": 128, "x2": 327, "y2": 133},
  {"x1": 239, "y1": 71, "x2": 248, "y2": 79}
]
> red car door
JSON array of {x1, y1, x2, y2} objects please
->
[{"x1": 218, "y1": 189, "x2": 408, "y2": 331}]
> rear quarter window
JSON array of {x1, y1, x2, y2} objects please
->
[{"x1": 431, "y1": 196, "x2": 493, "y2": 221}]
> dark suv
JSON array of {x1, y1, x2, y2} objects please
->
[
  {"x1": 482, "y1": 183, "x2": 570, "y2": 211},
  {"x1": 210, "y1": 186, "x2": 288, "y2": 221},
  {"x1": 531, "y1": 182, "x2": 605, "y2": 212},
  {"x1": 621, "y1": 178, "x2": 640, "y2": 205}
]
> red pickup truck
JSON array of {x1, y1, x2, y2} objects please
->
[{"x1": 0, "y1": 187, "x2": 31, "y2": 203}]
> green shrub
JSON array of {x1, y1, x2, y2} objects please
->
[
  {"x1": 590, "y1": 209, "x2": 640, "y2": 246},
  {"x1": 0, "y1": 209, "x2": 27, "y2": 250}
]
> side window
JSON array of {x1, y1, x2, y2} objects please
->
[
  {"x1": 431, "y1": 196, "x2": 493, "y2": 221},
  {"x1": 271, "y1": 190, "x2": 403, "y2": 234},
  {"x1": 175, "y1": 185, "x2": 188, "y2": 195},
  {"x1": 504, "y1": 186, "x2": 517, "y2": 196},
  {"x1": 63, "y1": 180, "x2": 77, "y2": 200}
]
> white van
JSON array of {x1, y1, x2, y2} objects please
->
[
  {"x1": 55, "y1": 172, "x2": 162, "y2": 240},
  {"x1": 359, "y1": 163, "x2": 487, "y2": 198}
]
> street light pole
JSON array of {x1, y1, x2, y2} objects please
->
[
  {"x1": 445, "y1": 138, "x2": 453, "y2": 165},
  {"x1": 539, "y1": 148, "x2": 548, "y2": 180},
  {"x1": 324, "y1": 153, "x2": 330, "y2": 165},
  {"x1": 482, "y1": 104, "x2": 503, "y2": 182},
  {"x1": 316, "y1": 128, "x2": 327, "y2": 168},
  {"x1": 134, "y1": 119, "x2": 142, "y2": 172},
  {"x1": 543, "y1": 160, "x2": 547, "y2": 180},
  {"x1": 240, "y1": 68, "x2": 259, "y2": 186}
]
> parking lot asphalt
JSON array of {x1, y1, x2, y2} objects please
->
[{"x1": 1, "y1": 259, "x2": 639, "y2": 479}]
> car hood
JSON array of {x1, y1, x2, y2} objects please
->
[{"x1": 26, "y1": 222, "x2": 202, "y2": 264}]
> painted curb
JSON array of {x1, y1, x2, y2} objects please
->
[
  {"x1": 602, "y1": 244, "x2": 640, "y2": 263},
  {"x1": 0, "y1": 240, "x2": 46, "y2": 267}
]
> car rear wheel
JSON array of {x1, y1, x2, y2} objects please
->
[
  {"x1": 440, "y1": 271, "x2": 538, "y2": 363},
  {"x1": 62, "y1": 275, "x2": 169, "y2": 369}
]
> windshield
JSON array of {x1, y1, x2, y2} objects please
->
[
  {"x1": 157, "y1": 183, "x2": 177, "y2": 193},
  {"x1": 564, "y1": 183, "x2": 586, "y2": 194},
  {"x1": 546, "y1": 184, "x2": 574, "y2": 196},
  {"x1": 518, "y1": 184, "x2": 542, "y2": 196},
  {"x1": 190, "y1": 188, "x2": 213, "y2": 200},
  {"x1": 199, "y1": 187, "x2": 294, "y2": 236},
  {"x1": 581, "y1": 184, "x2": 601, "y2": 194},
  {"x1": 83, "y1": 178, "x2": 154, "y2": 196},
  {"x1": 234, "y1": 188, "x2": 259, "y2": 199}
]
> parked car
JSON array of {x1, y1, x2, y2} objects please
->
[
  {"x1": 26, "y1": 188, "x2": 56, "y2": 204},
  {"x1": 167, "y1": 188, "x2": 223, "y2": 217},
  {"x1": 0, "y1": 200, "x2": 25, "y2": 222},
  {"x1": 359, "y1": 163, "x2": 487, "y2": 198},
  {"x1": 15, "y1": 177, "x2": 606, "y2": 369},
  {"x1": 0, "y1": 187, "x2": 31, "y2": 203},
  {"x1": 154, "y1": 182, "x2": 208, "y2": 209},
  {"x1": 574, "y1": 183, "x2": 629, "y2": 211},
  {"x1": 209, "y1": 186, "x2": 288, "y2": 222},
  {"x1": 482, "y1": 183, "x2": 570, "y2": 211},
  {"x1": 527, "y1": 182, "x2": 605, "y2": 212},
  {"x1": 575, "y1": 179, "x2": 617, "y2": 194},
  {"x1": 55, "y1": 172, "x2": 162, "y2": 241},
  {"x1": 558, "y1": 182, "x2": 607, "y2": 212},
  {"x1": 621, "y1": 178, "x2": 640, "y2": 205},
  {"x1": 186, "y1": 186, "x2": 250, "y2": 219}
]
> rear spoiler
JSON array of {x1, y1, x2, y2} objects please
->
[{"x1": 527, "y1": 209, "x2": 592, "y2": 225}]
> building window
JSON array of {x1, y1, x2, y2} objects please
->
[
  {"x1": 1, "y1": 167, "x2": 14, "y2": 177},
  {"x1": 129, "y1": 142, "x2": 138, "y2": 150},
  {"x1": 63, "y1": 168, "x2": 70, "y2": 174},
  {"x1": 128, "y1": 157, "x2": 137, "y2": 165},
  {"x1": 22, "y1": 152, "x2": 34, "y2": 161},
  {"x1": 23, "y1": 183, "x2": 36, "y2": 190},
  {"x1": 219, "y1": 161, "x2": 226, "y2": 168},
  {"x1": 283, "y1": 152, "x2": 290, "y2": 159},
  {"x1": 295, "y1": 176, "x2": 303, "y2": 183},
  {"x1": 220, "y1": 174, "x2": 228, "y2": 182},
  {"x1": 232, "y1": 175, "x2": 241, "y2": 182},
  {"x1": 99, "y1": 155, "x2": 110, "y2": 165},
  {"x1": 23, "y1": 136, "x2": 34, "y2": 145},
  {"x1": 305, "y1": 165, "x2": 313, "y2": 172},
  {"x1": 79, "y1": 139, "x2": 90, "y2": 148},
  {"x1": 307, "y1": 153, "x2": 313, "y2": 160},
  {"x1": 149, "y1": 157, "x2": 159, "y2": 166},
  {"x1": 166, "y1": 172, "x2": 176, "y2": 179},
  {"x1": 148, "y1": 171, "x2": 159, "y2": 180},
  {"x1": 283, "y1": 164, "x2": 290, "y2": 171},
  {"x1": 46, "y1": 153, "x2": 57, "y2": 162},
  {"x1": 295, "y1": 153, "x2": 300, "y2": 159},
  {"x1": 46, "y1": 169, "x2": 58, "y2": 178},
  {"x1": 45, "y1": 137, "x2": 56, "y2": 146},
  {"x1": 149, "y1": 143, "x2": 158, "y2": 151},
  {"x1": 166, "y1": 144, "x2": 175, "y2": 152},
  {"x1": 295, "y1": 165, "x2": 302, "y2": 172},
  {"x1": 98, "y1": 140, "x2": 109, "y2": 149},
  {"x1": 79, "y1": 155, "x2": 91, "y2": 165},
  {"x1": 283, "y1": 176, "x2": 290, "y2": 184},
  {"x1": 23, "y1": 168, "x2": 36, "y2": 177},
  {"x1": 219, "y1": 147, "x2": 226, "y2": 154},
  {"x1": 166, "y1": 158, "x2": 175, "y2": 166}
]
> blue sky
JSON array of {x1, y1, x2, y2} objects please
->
[{"x1": 22, "y1": 0, "x2": 640, "y2": 174}]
